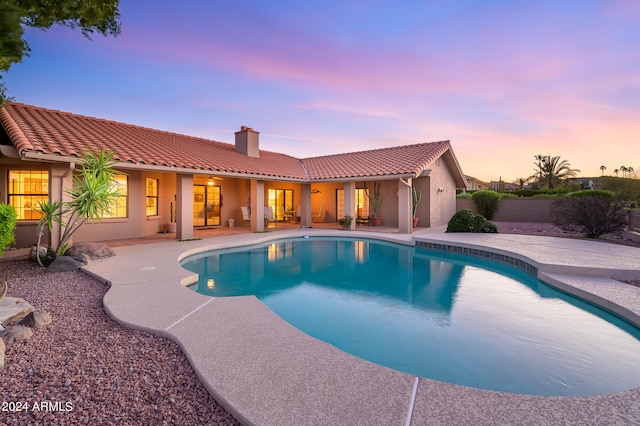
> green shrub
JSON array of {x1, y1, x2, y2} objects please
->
[
  {"x1": 568, "y1": 189, "x2": 613, "y2": 198},
  {"x1": 510, "y1": 189, "x2": 539, "y2": 197},
  {"x1": 456, "y1": 192, "x2": 472, "y2": 199},
  {"x1": 471, "y1": 190, "x2": 501, "y2": 220},
  {"x1": 499, "y1": 192, "x2": 519, "y2": 199},
  {"x1": 531, "y1": 192, "x2": 566, "y2": 198},
  {"x1": 482, "y1": 221, "x2": 498, "y2": 233},
  {"x1": 511, "y1": 188, "x2": 572, "y2": 198},
  {"x1": 550, "y1": 190, "x2": 626, "y2": 238},
  {"x1": 446, "y1": 209, "x2": 498, "y2": 233},
  {"x1": 0, "y1": 204, "x2": 17, "y2": 255},
  {"x1": 446, "y1": 209, "x2": 475, "y2": 232},
  {"x1": 472, "y1": 215, "x2": 498, "y2": 233}
]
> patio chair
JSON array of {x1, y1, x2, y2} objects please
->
[
  {"x1": 311, "y1": 205, "x2": 325, "y2": 222},
  {"x1": 264, "y1": 206, "x2": 278, "y2": 227},
  {"x1": 241, "y1": 206, "x2": 251, "y2": 226}
]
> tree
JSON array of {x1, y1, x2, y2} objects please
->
[
  {"x1": 620, "y1": 165, "x2": 629, "y2": 179},
  {"x1": 532, "y1": 155, "x2": 580, "y2": 189},
  {"x1": 600, "y1": 165, "x2": 606, "y2": 176},
  {"x1": 550, "y1": 190, "x2": 627, "y2": 238},
  {"x1": 35, "y1": 150, "x2": 123, "y2": 265},
  {"x1": 514, "y1": 177, "x2": 531, "y2": 190},
  {"x1": 1, "y1": 0, "x2": 121, "y2": 100}
]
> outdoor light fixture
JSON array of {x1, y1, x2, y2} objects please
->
[
  {"x1": 207, "y1": 176, "x2": 215, "y2": 186},
  {"x1": 438, "y1": 187, "x2": 444, "y2": 193}
]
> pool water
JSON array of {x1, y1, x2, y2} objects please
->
[{"x1": 182, "y1": 237, "x2": 640, "y2": 396}]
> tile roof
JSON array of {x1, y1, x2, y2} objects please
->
[
  {"x1": 302, "y1": 141, "x2": 452, "y2": 180},
  {"x1": 0, "y1": 102, "x2": 465, "y2": 183},
  {"x1": 0, "y1": 102, "x2": 307, "y2": 180}
]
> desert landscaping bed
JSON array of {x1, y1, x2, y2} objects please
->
[{"x1": 0, "y1": 259, "x2": 239, "y2": 425}]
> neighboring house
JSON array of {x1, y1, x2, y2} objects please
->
[
  {"x1": 489, "y1": 180, "x2": 519, "y2": 192},
  {"x1": 464, "y1": 175, "x2": 489, "y2": 191},
  {"x1": 0, "y1": 102, "x2": 467, "y2": 248}
]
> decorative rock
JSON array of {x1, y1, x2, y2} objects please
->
[
  {"x1": 20, "y1": 310, "x2": 52, "y2": 329},
  {"x1": 0, "y1": 297, "x2": 34, "y2": 326},
  {"x1": 0, "y1": 338, "x2": 4, "y2": 369},
  {"x1": 47, "y1": 256, "x2": 83, "y2": 272},
  {"x1": 65, "y1": 242, "x2": 115, "y2": 259},
  {"x1": 73, "y1": 252, "x2": 91, "y2": 265},
  {"x1": 0, "y1": 325, "x2": 33, "y2": 347},
  {"x1": 29, "y1": 245, "x2": 47, "y2": 262}
]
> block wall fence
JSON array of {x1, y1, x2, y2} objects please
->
[{"x1": 456, "y1": 198, "x2": 555, "y2": 223}]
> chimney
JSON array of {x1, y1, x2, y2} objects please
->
[{"x1": 234, "y1": 126, "x2": 260, "y2": 158}]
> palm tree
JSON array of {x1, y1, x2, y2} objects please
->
[
  {"x1": 620, "y1": 165, "x2": 628, "y2": 178},
  {"x1": 513, "y1": 177, "x2": 531, "y2": 190},
  {"x1": 614, "y1": 169, "x2": 619, "y2": 177},
  {"x1": 600, "y1": 165, "x2": 606, "y2": 176},
  {"x1": 628, "y1": 166, "x2": 635, "y2": 179},
  {"x1": 533, "y1": 155, "x2": 580, "y2": 189}
]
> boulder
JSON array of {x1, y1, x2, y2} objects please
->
[
  {"x1": 73, "y1": 253, "x2": 91, "y2": 265},
  {"x1": 29, "y1": 246, "x2": 47, "y2": 262},
  {"x1": 0, "y1": 325, "x2": 33, "y2": 347},
  {"x1": 0, "y1": 297, "x2": 34, "y2": 327},
  {"x1": 47, "y1": 256, "x2": 83, "y2": 272},
  {"x1": 20, "y1": 310, "x2": 52, "y2": 329},
  {"x1": 65, "y1": 242, "x2": 115, "y2": 259}
]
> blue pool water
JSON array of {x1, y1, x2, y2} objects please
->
[{"x1": 181, "y1": 237, "x2": 640, "y2": 396}]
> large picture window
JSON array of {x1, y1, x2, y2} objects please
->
[
  {"x1": 102, "y1": 174, "x2": 128, "y2": 218},
  {"x1": 146, "y1": 178, "x2": 159, "y2": 216},
  {"x1": 8, "y1": 170, "x2": 49, "y2": 220}
]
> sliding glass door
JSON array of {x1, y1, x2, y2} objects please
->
[
  {"x1": 194, "y1": 185, "x2": 221, "y2": 226},
  {"x1": 267, "y1": 189, "x2": 294, "y2": 221}
]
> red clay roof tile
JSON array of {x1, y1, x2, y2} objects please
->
[
  {"x1": 1, "y1": 102, "x2": 463, "y2": 183},
  {"x1": 302, "y1": 141, "x2": 452, "y2": 180}
]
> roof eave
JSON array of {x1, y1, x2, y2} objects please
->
[
  {"x1": 309, "y1": 173, "x2": 417, "y2": 183},
  {"x1": 21, "y1": 152, "x2": 311, "y2": 182}
]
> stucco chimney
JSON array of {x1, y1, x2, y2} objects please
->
[{"x1": 234, "y1": 126, "x2": 260, "y2": 158}]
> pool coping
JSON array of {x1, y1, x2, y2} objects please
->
[{"x1": 82, "y1": 229, "x2": 640, "y2": 425}]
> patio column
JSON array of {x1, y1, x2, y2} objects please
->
[
  {"x1": 251, "y1": 179, "x2": 265, "y2": 232},
  {"x1": 176, "y1": 174, "x2": 194, "y2": 240},
  {"x1": 398, "y1": 178, "x2": 412, "y2": 234},
  {"x1": 49, "y1": 162, "x2": 75, "y2": 248},
  {"x1": 300, "y1": 184, "x2": 311, "y2": 228},
  {"x1": 343, "y1": 181, "x2": 356, "y2": 230}
]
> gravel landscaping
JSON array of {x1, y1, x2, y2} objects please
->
[{"x1": 0, "y1": 259, "x2": 239, "y2": 426}]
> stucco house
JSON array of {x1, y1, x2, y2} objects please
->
[{"x1": 0, "y1": 102, "x2": 467, "y2": 248}]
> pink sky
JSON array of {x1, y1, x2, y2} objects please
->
[{"x1": 5, "y1": 0, "x2": 639, "y2": 182}]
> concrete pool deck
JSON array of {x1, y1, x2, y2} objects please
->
[{"x1": 82, "y1": 228, "x2": 640, "y2": 425}]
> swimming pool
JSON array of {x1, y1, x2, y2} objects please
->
[{"x1": 181, "y1": 237, "x2": 640, "y2": 396}]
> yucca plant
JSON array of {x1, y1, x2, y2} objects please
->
[
  {"x1": 35, "y1": 149, "x2": 123, "y2": 265},
  {"x1": 35, "y1": 199, "x2": 63, "y2": 266}
]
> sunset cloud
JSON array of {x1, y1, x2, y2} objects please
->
[{"x1": 6, "y1": 0, "x2": 639, "y2": 181}]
